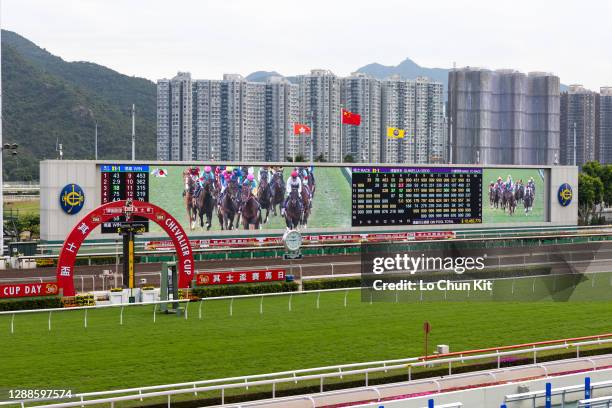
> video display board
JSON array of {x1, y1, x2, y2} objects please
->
[
  {"x1": 97, "y1": 164, "x2": 546, "y2": 235},
  {"x1": 482, "y1": 168, "x2": 546, "y2": 223},
  {"x1": 352, "y1": 167, "x2": 482, "y2": 226},
  {"x1": 100, "y1": 164, "x2": 150, "y2": 233}
]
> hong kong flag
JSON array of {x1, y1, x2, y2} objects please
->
[
  {"x1": 293, "y1": 123, "x2": 312, "y2": 135},
  {"x1": 342, "y1": 109, "x2": 361, "y2": 126}
]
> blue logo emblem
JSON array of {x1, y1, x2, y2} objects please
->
[
  {"x1": 60, "y1": 184, "x2": 85, "y2": 214},
  {"x1": 557, "y1": 183, "x2": 572, "y2": 207}
]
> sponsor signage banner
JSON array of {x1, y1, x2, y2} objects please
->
[
  {"x1": 196, "y1": 269, "x2": 286, "y2": 286},
  {"x1": 0, "y1": 282, "x2": 59, "y2": 298},
  {"x1": 145, "y1": 231, "x2": 456, "y2": 251}
]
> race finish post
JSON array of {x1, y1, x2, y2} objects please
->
[
  {"x1": 283, "y1": 229, "x2": 303, "y2": 283},
  {"x1": 117, "y1": 199, "x2": 145, "y2": 303}
]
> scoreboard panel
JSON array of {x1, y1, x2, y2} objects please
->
[
  {"x1": 100, "y1": 164, "x2": 150, "y2": 233},
  {"x1": 352, "y1": 167, "x2": 482, "y2": 226}
]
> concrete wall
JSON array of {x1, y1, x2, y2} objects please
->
[{"x1": 39, "y1": 160, "x2": 578, "y2": 242}]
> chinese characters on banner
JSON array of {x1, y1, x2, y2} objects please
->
[{"x1": 196, "y1": 269, "x2": 286, "y2": 286}]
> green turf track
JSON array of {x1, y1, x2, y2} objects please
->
[
  {"x1": 0, "y1": 272, "x2": 611, "y2": 395},
  {"x1": 482, "y1": 168, "x2": 545, "y2": 223},
  {"x1": 148, "y1": 166, "x2": 351, "y2": 234}
]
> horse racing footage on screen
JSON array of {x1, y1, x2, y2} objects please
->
[{"x1": 146, "y1": 164, "x2": 352, "y2": 233}]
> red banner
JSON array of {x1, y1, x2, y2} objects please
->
[
  {"x1": 0, "y1": 282, "x2": 59, "y2": 299},
  {"x1": 415, "y1": 231, "x2": 456, "y2": 240},
  {"x1": 196, "y1": 269, "x2": 286, "y2": 286}
]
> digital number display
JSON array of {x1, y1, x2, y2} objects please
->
[
  {"x1": 351, "y1": 167, "x2": 482, "y2": 226},
  {"x1": 100, "y1": 164, "x2": 150, "y2": 233}
]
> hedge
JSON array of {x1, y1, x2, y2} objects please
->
[
  {"x1": 192, "y1": 282, "x2": 299, "y2": 298},
  {"x1": 0, "y1": 296, "x2": 62, "y2": 311},
  {"x1": 303, "y1": 278, "x2": 361, "y2": 291}
]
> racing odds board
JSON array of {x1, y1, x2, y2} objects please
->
[
  {"x1": 351, "y1": 167, "x2": 482, "y2": 226},
  {"x1": 100, "y1": 164, "x2": 150, "y2": 233}
]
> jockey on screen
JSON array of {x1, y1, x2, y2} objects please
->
[
  {"x1": 220, "y1": 171, "x2": 232, "y2": 194},
  {"x1": 527, "y1": 177, "x2": 536, "y2": 193},
  {"x1": 231, "y1": 167, "x2": 243, "y2": 184},
  {"x1": 505, "y1": 175, "x2": 514, "y2": 192},
  {"x1": 243, "y1": 173, "x2": 258, "y2": 195},
  {"x1": 281, "y1": 170, "x2": 303, "y2": 216}
]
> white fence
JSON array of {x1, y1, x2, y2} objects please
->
[
  {"x1": 506, "y1": 378, "x2": 612, "y2": 407},
  {"x1": 3, "y1": 356, "x2": 611, "y2": 407}
]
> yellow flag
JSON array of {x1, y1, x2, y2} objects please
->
[{"x1": 386, "y1": 127, "x2": 406, "y2": 139}]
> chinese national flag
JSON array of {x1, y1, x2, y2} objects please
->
[
  {"x1": 342, "y1": 109, "x2": 361, "y2": 126},
  {"x1": 293, "y1": 123, "x2": 312, "y2": 135}
]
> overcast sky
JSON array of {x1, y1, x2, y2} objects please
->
[{"x1": 2, "y1": 0, "x2": 610, "y2": 89}]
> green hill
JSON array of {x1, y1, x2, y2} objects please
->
[{"x1": 1, "y1": 30, "x2": 157, "y2": 181}]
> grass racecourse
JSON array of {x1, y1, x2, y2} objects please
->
[
  {"x1": 149, "y1": 166, "x2": 352, "y2": 234},
  {"x1": 1, "y1": 272, "x2": 611, "y2": 397}
]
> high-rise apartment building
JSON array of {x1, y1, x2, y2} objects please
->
[
  {"x1": 448, "y1": 68, "x2": 560, "y2": 165},
  {"x1": 380, "y1": 76, "x2": 444, "y2": 164},
  {"x1": 265, "y1": 77, "x2": 300, "y2": 161},
  {"x1": 157, "y1": 72, "x2": 193, "y2": 161},
  {"x1": 158, "y1": 70, "x2": 448, "y2": 165},
  {"x1": 560, "y1": 85, "x2": 598, "y2": 166},
  {"x1": 297, "y1": 70, "x2": 342, "y2": 162},
  {"x1": 340, "y1": 73, "x2": 382, "y2": 162},
  {"x1": 161, "y1": 73, "x2": 293, "y2": 162},
  {"x1": 598, "y1": 87, "x2": 612, "y2": 164}
]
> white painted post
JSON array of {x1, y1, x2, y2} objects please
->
[
  {"x1": 48, "y1": 311, "x2": 52, "y2": 331},
  {"x1": 84, "y1": 309, "x2": 88, "y2": 328},
  {"x1": 229, "y1": 298, "x2": 233, "y2": 316},
  {"x1": 316, "y1": 292, "x2": 320, "y2": 309},
  {"x1": 184, "y1": 302, "x2": 189, "y2": 320},
  {"x1": 198, "y1": 300, "x2": 203, "y2": 320},
  {"x1": 153, "y1": 304, "x2": 157, "y2": 323},
  {"x1": 260, "y1": 296, "x2": 263, "y2": 314},
  {"x1": 344, "y1": 290, "x2": 348, "y2": 308},
  {"x1": 120, "y1": 306, "x2": 124, "y2": 325},
  {"x1": 288, "y1": 293, "x2": 293, "y2": 311},
  {"x1": 10, "y1": 312, "x2": 14, "y2": 334}
]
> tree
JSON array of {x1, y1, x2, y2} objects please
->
[
  {"x1": 581, "y1": 161, "x2": 612, "y2": 219},
  {"x1": 343, "y1": 154, "x2": 355, "y2": 163},
  {"x1": 578, "y1": 172, "x2": 604, "y2": 225}
]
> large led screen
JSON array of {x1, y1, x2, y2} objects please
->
[{"x1": 99, "y1": 164, "x2": 547, "y2": 235}]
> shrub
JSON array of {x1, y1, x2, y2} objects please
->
[
  {"x1": 0, "y1": 296, "x2": 62, "y2": 311},
  {"x1": 302, "y1": 278, "x2": 361, "y2": 291},
  {"x1": 192, "y1": 282, "x2": 298, "y2": 298}
]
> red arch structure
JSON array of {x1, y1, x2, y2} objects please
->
[{"x1": 57, "y1": 200, "x2": 194, "y2": 296}]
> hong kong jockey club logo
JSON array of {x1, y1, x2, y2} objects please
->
[
  {"x1": 557, "y1": 183, "x2": 573, "y2": 207},
  {"x1": 60, "y1": 184, "x2": 85, "y2": 214}
]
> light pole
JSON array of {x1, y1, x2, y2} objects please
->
[
  {"x1": 0, "y1": 144, "x2": 18, "y2": 255},
  {"x1": 95, "y1": 120, "x2": 98, "y2": 160},
  {"x1": 131, "y1": 104, "x2": 136, "y2": 161}
]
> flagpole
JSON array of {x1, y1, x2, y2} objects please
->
[
  {"x1": 310, "y1": 115, "x2": 315, "y2": 165},
  {"x1": 340, "y1": 107, "x2": 343, "y2": 163}
]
